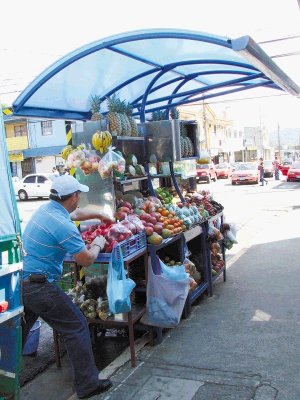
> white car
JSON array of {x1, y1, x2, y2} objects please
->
[{"x1": 14, "y1": 173, "x2": 57, "y2": 201}]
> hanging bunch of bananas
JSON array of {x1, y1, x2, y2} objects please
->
[
  {"x1": 61, "y1": 145, "x2": 75, "y2": 160},
  {"x1": 92, "y1": 130, "x2": 112, "y2": 153}
]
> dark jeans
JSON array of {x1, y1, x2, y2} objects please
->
[
  {"x1": 275, "y1": 169, "x2": 279, "y2": 180},
  {"x1": 22, "y1": 281, "x2": 99, "y2": 397}
]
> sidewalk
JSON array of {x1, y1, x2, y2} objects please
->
[{"x1": 21, "y1": 193, "x2": 300, "y2": 400}]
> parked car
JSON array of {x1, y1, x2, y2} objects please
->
[
  {"x1": 14, "y1": 173, "x2": 57, "y2": 201},
  {"x1": 196, "y1": 163, "x2": 217, "y2": 183},
  {"x1": 263, "y1": 160, "x2": 274, "y2": 178},
  {"x1": 279, "y1": 160, "x2": 292, "y2": 176},
  {"x1": 231, "y1": 162, "x2": 259, "y2": 185},
  {"x1": 215, "y1": 162, "x2": 232, "y2": 179},
  {"x1": 287, "y1": 161, "x2": 300, "y2": 182}
]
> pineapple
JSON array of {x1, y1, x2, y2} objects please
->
[
  {"x1": 117, "y1": 100, "x2": 131, "y2": 136},
  {"x1": 107, "y1": 94, "x2": 122, "y2": 135},
  {"x1": 170, "y1": 107, "x2": 180, "y2": 120},
  {"x1": 151, "y1": 110, "x2": 167, "y2": 121},
  {"x1": 186, "y1": 136, "x2": 194, "y2": 157},
  {"x1": 90, "y1": 95, "x2": 102, "y2": 121},
  {"x1": 180, "y1": 136, "x2": 185, "y2": 157},
  {"x1": 180, "y1": 121, "x2": 189, "y2": 157},
  {"x1": 125, "y1": 102, "x2": 139, "y2": 137}
]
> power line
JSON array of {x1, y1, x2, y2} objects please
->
[
  {"x1": 181, "y1": 93, "x2": 290, "y2": 106},
  {"x1": 258, "y1": 34, "x2": 300, "y2": 44},
  {"x1": 271, "y1": 51, "x2": 300, "y2": 59}
]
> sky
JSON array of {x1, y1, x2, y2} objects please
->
[{"x1": 1, "y1": 0, "x2": 299, "y2": 131}]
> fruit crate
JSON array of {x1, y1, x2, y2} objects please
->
[
  {"x1": 97, "y1": 232, "x2": 147, "y2": 262},
  {"x1": 64, "y1": 233, "x2": 147, "y2": 264}
]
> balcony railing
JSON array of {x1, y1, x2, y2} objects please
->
[{"x1": 6, "y1": 136, "x2": 29, "y2": 151}]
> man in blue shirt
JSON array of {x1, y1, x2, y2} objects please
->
[{"x1": 22, "y1": 175, "x2": 113, "y2": 398}]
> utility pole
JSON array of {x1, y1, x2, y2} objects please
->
[
  {"x1": 202, "y1": 100, "x2": 209, "y2": 154},
  {"x1": 277, "y1": 122, "x2": 281, "y2": 161}
]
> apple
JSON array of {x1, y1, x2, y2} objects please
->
[
  {"x1": 145, "y1": 226, "x2": 154, "y2": 236},
  {"x1": 153, "y1": 224, "x2": 163, "y2": 235}
]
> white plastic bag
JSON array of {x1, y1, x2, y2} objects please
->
[{"x1": 141, "y1": 257, "x2": 190, "y2": 328}]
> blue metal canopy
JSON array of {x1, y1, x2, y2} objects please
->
[{"x1": 12, "y1": 29, "x2": 300, "y2": 122}]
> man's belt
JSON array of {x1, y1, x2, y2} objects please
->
[{"x1": 24, "y1": 274, "x2": 48, "y2": 283}]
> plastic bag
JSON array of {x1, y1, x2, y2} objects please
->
[
  {"x1": 127, "y1": 214, "x2": 146, "y2": 233},
  {"x1": 106, "y1": 246, "x2": 136, "y2": 314},
  {"x1": 106, "y1": 222, "x2": 133, "y2": 243},
  {"x1": 141, "y1": 257, "x2": 190, "y2": 328},
  {"x1": 66, "y1": 144, "x2": 100, "y2": 175},
  {"x1": 158, "y1": 259, "x2": 188, "y2": 281},
  {"x1": 98, "y1": 147, "x2": 126, "y2": 179}
]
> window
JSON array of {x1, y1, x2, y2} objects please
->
[
  {"x1": 14, "y1": 125, "x2": 27, "y2": 137},
  {"x1": 37, "y1": 176, "x2": 48, "y2": 183},
  {"x1": 23, "y1": 176, "x2": 36, "y2": 183},
  {"x1": 41, "y1": 121, "x2": 53, "y2": 136}
]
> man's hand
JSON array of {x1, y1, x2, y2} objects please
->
[
  {"x1": 91, "y1": 235, "x2": 106, "y2": 250},
  {"x1": 100, "y1": 212, "x2": 115, "y2": 224},
  {"x1": 70, "y1": 208, "x2": 115, "y2": 223}
]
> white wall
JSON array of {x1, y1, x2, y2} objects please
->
[{"x1": 35, "y1": 156, "x2": 56, "y2": 173}]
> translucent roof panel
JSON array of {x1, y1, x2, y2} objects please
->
[{"x1": 12, "y1": 29, "x2": 300, "y2": 121}]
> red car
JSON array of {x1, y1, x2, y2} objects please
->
[
  {"x1": 231, "y1": 162, "x2": 259, "y2": 185},
  {"x1": 279, "y1": 161, "x2": 292, "y2": 176},
  {"x1": 215, "y1": 162, "x2": 232, "y2": 179},
  {"x1": 196, "y1": 163, "x2": 217, "y2": 183},
  {"x1": 287, "y1": 162, "x2": 300, "y2": 182}
]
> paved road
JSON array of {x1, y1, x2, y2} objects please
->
[{"x1": 20, "y1": 176, "x2": 300, "y2": 399}]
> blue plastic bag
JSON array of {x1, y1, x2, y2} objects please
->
[
  {"x1": 107, "y1": 246, "x2": 136, "y2": 314},
  {"x1": 141, "y1": 257, "x2": 190, "y2": 328},
  {"x1": 159, "y1": 259, "x2": 188, "y2": 281}
]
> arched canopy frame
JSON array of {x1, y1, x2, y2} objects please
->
[{"x1": 12, "y1": 29, "x2": 300, "y2": 120}]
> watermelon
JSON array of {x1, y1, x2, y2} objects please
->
[{"x1": 126, "y1": 154, "x2": 138, "y2": 166}]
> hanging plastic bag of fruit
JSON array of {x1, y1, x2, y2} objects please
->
[
  {"x1": 140, "y1": 256, "x2": 190, "y2": 328},
  {"x1": 66, "y1": 143, "x2": 100, "y2": 175},
  {"x1": 106, "y1": 246, "x2": 136, "y2": 314},
  {"x1": 98, "y1": 146, "x2": 126, "y2": 179}
]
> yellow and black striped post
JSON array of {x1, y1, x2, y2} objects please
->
[
  {"x1": 2, "y1": 107, "x2": 13, "y2": 116},
  {"x1": 65, "y1": 121, "x2": 85, "y2": 280}
]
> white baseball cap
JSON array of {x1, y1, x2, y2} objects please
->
[{"x1": 51, "y1": 175, "x2": 89, "y2": 198}]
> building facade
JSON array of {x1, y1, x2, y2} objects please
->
[{"x1": 3, "y1": 109, "x2": 67, "y2": 177}]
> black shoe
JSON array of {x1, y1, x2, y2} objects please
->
[{"x1": 78, "y1": 379, "x2": 112, "y2": 399}]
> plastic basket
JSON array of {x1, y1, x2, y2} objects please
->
[
  {"x1": 97, "y1": 232, "x2": 147, "y2": 262},
  {"x1": 64, "y1": 232, "x2": 147, "y2": 264}
]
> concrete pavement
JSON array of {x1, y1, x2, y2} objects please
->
[{"x1": 21, "y1": 180, "x2": 300, "y2": 399}]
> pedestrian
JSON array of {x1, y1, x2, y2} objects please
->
[
  {"x1": 272, "y1": 156, "x2": 280, "y2": 180},
  {"x1": 22, "y1": 175, "x2": 114, "y2": 398},
  {"x1": 258, "y1": 160, "x2": 268, "y2": 186},
  {"x1": 52, "y1": 166, "x2": 59, "y2": 176}
]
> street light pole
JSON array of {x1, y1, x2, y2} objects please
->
[{"x1": 277, "y1": 122, "x2": 281, "y2": 160}]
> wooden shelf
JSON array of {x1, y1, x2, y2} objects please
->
[
  {"x1": 115, "y1": 136, "x2": 144, "y2": 141},
  {"x1": 150, "y1": 173, "x2": 181, "y2": 178},
  {"x1": 0, "y1": 262, "x2": 22, "y2": 277},
  {"x1": 87, "y1": 304, "x2": 146, "y2": 327},
  {"x1": 207, "y1": 212, "x2": 223, "y2": 223},
  {"x1": 188, "y1": 282, "x2": 209, "y2": 304},
  {"x1": 116, "y1": 176, "x2": 148, "y2": 184},
  {"x1": 147, "y1": 233, "x2": 182, "y2": 251},
  {"x1": 183, "y1": 225, "x2": 203, "y2": 242},
  {"x1": 211, "y1": 265, "x2": 226, "y2": 283},
  {"x1": 0, "y1": 306, "x2": 23, "y2": 324}
]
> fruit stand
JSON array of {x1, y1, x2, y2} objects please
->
[
  {"x1": 0, "y1": 108, "x2": 23, "y2": 400},
  {"x1": 11, "y1": 29, "x2": 300, "y2": 370}
]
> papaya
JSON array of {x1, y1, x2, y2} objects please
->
[{"x1": 147, "y1": 232, "x2": 163, "y2": 245}]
